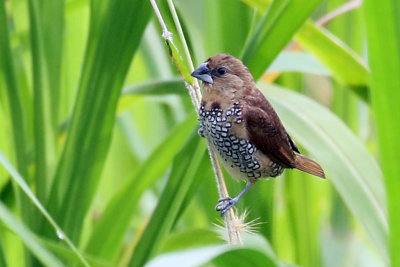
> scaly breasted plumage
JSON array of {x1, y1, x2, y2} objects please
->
[{"x1": 191, "y1": 54, "x2": 325, "y2": 215}]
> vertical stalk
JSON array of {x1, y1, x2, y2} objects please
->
[
  {"x1": 0, "y1": 1, "x2": 32, "y2": 264},
  {"x1": 27, "y1": 0, "x2": 48, "y2": 203},
  {"x1": 150, "y1": 0, "x2": 243, "y2": 245}
]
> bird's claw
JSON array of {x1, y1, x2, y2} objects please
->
[
  {"x1": 215, "y1": 197, "x2": 237, "y2": 216},
  {"x1": 217, "y1": 196, "x2": 232, "y2": 203}
]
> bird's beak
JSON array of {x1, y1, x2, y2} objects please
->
[{"x1": 191, "y1": 63, "x2": 213, "y2": 84}]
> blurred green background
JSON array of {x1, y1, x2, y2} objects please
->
[{"x1": 0, "y1": 0, "x2": 399, "y2": 266}]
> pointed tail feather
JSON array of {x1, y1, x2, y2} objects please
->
[{"x1": 295, "y1": 154, "x2": 326, "y2": 179}]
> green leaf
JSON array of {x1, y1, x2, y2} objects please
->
[
  {"x1": 0, "y1": 0, "x2": 29, "y2": 179},
  {"x1": 161, "y1": 228, "x2": 223, "y2": 253},
  {"x1": 259, "y1": 83, "x2": 387, "y2": 260},
  {"x1": 41, "y1": 239, "x2": 112, "y2": 267},
  {"x1": 46, "y1": 0, "x2": 151, "y2": 242},
  {"x1": 147, "y1": 244, "x2": 278, "y2": 267},
  {"x1": 85, "y1": 115, "x2": 197, "y2": 260},
  {"x1": 242, "y1": 0, "x2": 323, "y2": 80},
  {"x1": 128, "y1": 133, "x2": 206, "y2": 267},
  {"x1": 28, "y1": 0, "x2": 57, "y2": 203},
  {"x1": 363, "y1": 0, "x2": 400, "y2": 265},
  {"x1": 0, "y1": 149, "x2": 90, "y2": 266},
  {"x1": 0, "y1": 0, "x2": 33, "y2": 235},
  {"x1": 0, "y1": 202, "x2": 64, "y2": 267},
  {"x1": 295, "y1": 21, "x2": 369, "y2": 101},
  {"x1": 204, "y1": 0, "x2": 253, "y2": 57},
  {"x1": 0, "y1": 237, "x2": 7, "y2": 267}
]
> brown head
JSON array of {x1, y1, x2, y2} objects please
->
[{"x1": 191, "y1": 54, "x2": 255, "y2": 93}]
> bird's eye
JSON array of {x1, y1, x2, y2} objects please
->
[{"x1": 217, "y1": 67, "x2": 227, "y2": 76}]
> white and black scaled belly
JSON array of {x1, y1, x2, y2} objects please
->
[{"x1": 198, "y1": 103, "x2": 265, "y2": 180}]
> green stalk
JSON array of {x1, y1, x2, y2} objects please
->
[
  {"x1": 0, "y1": 0, "x2": 29, "y2": 179},
  {"x1": 0, "y1": 2, "x2": 33, "y2": 264},
  {"x1": 364, "y1": 0, "x2": 400, "y2": 265},
  {"x1": 27, "y1": 0, "x2": 48, "y2": 204},
  {"x1": 152, "y1": 0, "x2": 243, "y2": 245}
]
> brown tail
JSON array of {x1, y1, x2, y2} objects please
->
[{"x1": 295, "y1": 154, "x2": 326, "y2": 179}]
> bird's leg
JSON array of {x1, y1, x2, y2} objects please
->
[{"x1": 215, "y1": 182, "x2": 255, "y2": 216}]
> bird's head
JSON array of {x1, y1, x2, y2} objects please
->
[{"x1": 191, "y1": 54, "x2": 254, "y2": 92}]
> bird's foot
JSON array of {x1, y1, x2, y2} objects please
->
[{"x1": 215, "y1": 196, "x2": 238, "y2": 216}]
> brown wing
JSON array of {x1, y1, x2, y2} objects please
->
[{"x1": 244, "y1": 93, "x2": 296, "y2": 168}]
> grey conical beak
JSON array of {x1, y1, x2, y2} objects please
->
[{"x1": 191, "y1": 63, "x2": 213, "y2": 84}]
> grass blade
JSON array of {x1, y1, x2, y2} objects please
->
[
  {"x1": 363, "y1": 0, "x2": 400, "y2": 265},
  {"x1": 242, "y1": 0, "x2": 323, "y2": 80},
  {"x1": 128, "y1": 133, "x2": 206, "y2": 267},
  {"x1": 47, "y1": 0, "x2": 151, "y2": 241},
  {"x1": 85, "y1": 115, "x2": 197, "y2": 260},
  {"x1": 28, "y1": 0, "x2": 53, "y2": 203},
  {"x1": 0, "y1": 149, "x2": 89, "y2": 266},
  {"x1": 0, "y1": 0, "x2": 29, "y2": 179},
  {"x1": 204, "y1": 0, "x2": 253, "y2": 57},
  {"x1": 0, "y1": 202, "x2": 64, "y2": 267}
]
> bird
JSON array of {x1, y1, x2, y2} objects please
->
[{"x1": 191, "y1": 54, "x2": 325, "y2": 216}]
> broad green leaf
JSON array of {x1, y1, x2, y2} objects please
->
[
  {"x1": 242, "y1": 0, "x2": 323, "y2": 80},
  {"x1": 260, "y1": 83, "x2": 387, "y2": 260},
  {"x1": 147, "y1": 244, "x2": 278, "y2": 267},
  {"x1": 85, "y1": 115, "x2": 197, "y2": 260},
  {"x1": 212, "y1": 248, "x2": 277, "y2": 267},
  {"x1": 128, "y1": 133, "x2": 206, "y2": 267},
  {"x1": 295, "y1": 21, "x2": 369, "y2": 101},
  {"x1": 0, "y1": 202, "x2": 64, "y2": 267},
  {"x1": 364, "y1": 0, "x2": 400, "y2": 265},
  {"x1": 46, "y1": 0, "x2": 151, "y2": 242}
]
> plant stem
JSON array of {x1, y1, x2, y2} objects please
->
[{"x1": 149, "y1": 0, "x2": 243, "y2": 245}]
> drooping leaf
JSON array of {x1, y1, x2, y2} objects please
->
[{"x1": 260, "y1": 83, "x2": 387, "y2": 260}]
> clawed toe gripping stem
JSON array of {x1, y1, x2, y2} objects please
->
[
  {"x1": 216, "y1": 197, "x2": 239, "y2": 216},
  {"x1": 215, "y1": 182, "x2": 255, "y2": 216}
]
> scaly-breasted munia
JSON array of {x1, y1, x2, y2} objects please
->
[{"x1": 191, "y1": 54, "x2": 325, "y2": 216}]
